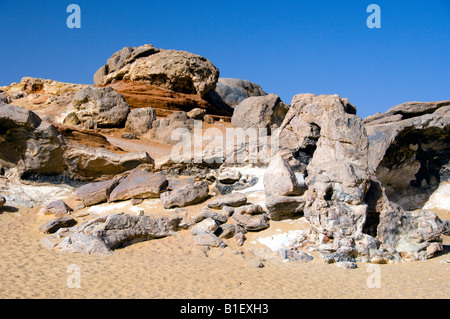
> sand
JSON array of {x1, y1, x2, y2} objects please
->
[{"x1": 0, "y1": 193, "x2": 448, "y2": 299}]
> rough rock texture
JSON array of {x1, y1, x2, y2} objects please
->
[
  {"x1": 280, "y1": 94, "x2": 369, "y2": 239},
  {"x1": 263, "y1": 153, "x2": 304, "y2": 197},
  {"x1": 0, "y1": 103, "x2": 67, "y2": 177},
  {"x1": 74, "y1": 178, "x2": 121, "y2": 206},
  {"x1": 160, "y1": 181, "x2": 209, "y2": 209},
  {"x1": 125, "y1": 107, "x2": 156, "y2": 135},
  {"x1": 207, "y1": 78, "x2": 267, "y2": 109},
  {"x1": 231, "y1": 93, "x2": 289, "y2": 132},
  {"x1": 206, "y1": 192, "x2": 248, "y2": 209},
  {"x1": 364, "y1": 100, "x2": 450, "y2": 211},
  {"x1": 265, "y1": 195, "x2": 305, "y2": 221},
  {"x1": 108, "y1": 169, "x2": 168, "y2": 202},
  {"x1": 232, "y1": 204, "x2": 270, "y2": 231},
  {"x1": 193, "y1": 233, "x2": 226, "y2": 248},
  {"x1": 106, "y1": 81, "x2": 231, "y2": 117},
  {"x1": 192, "y1": 208, "x2": 228, "y2": 224},
  {"x1": 70, "y1": 86, "x2": 130, "y2": 127},
  {"x1": 191, "y1": 218, "x2": 219, "y2": 235},
  {"x1": 94, "y1": 45, "x2": 219, "y2": 98},
  {"x1": 47, "y1": 213, "x2": 182, "y2": 255},
  {"x1": 150, "y1": 111, "x2": 194, "y2": 145},
  {"x1": 39, "y1": 216, "x2": 77, "y2": 234},
  {"x1": 0, "y1": 103, "x2": 153, "y2": 181},
  {"x1": 40, "y1": 200, "x2": 73, "y2": 216}
]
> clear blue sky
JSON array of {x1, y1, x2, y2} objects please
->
[{"x1": 1, "y1": 0, "x2": 449, "y2": 118}]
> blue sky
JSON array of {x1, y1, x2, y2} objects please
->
[{"x1": 1, "y1": 0, "x2": 449, "y2": 118}]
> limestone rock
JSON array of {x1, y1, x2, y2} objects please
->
[
  {"x1": 231, "y1": 93, "x2": 289, "y2": 132},
  {"x1": 280, "y1": 94, "x2": 369, "y2": 239},
  {"x1": 108, "y1": 169, "x2": 168, "y2": 202},
  {"x1": 150, "y1": 111, "x2": 194, "y2": 145},
  {"x1": 52, "y1": 213, "x2": 182, "y2": 255},
  {"x1": 210, "y1": 78, "x2": 267, "y2": 109},
  {"x1": 70, "y1": 86, "x2": 130, "y2": 127},
  {"x1": 263, "y1": 153, "x2": 305, "y2": 197},
  {"x1": 40, "y1": 200, "x2": 73, "y2": 216},
  {"x1": 160, "y1": 181, "x2": 209, "y2": 209},
  {"x1": 265, "y1": 195, "x2": 305, "y2": 221},
  {"x1": 191, "y1": 218, "x2": 219, "y2": 235},
  {"x1": 193, "y1": 233, "x2": 226, "y2": 248},
  {"x1": 39, "y1": 216, "x2": 77, "y2": 234},
  {"x1": 74, "y1": 178, "x2": 121, "y2": 206},
  {"x1": 364, "y1": 100, "x2": 450, "y2": 211},
  {"x1": 125, "y1": 107, "x2": 156, "y2": 135},
  {"x1": 94, "y1": 45, "x2": 219, "y2": 98},
  {"x1": 232, "y1": 204, "x2": 270, "y2": 231},
  {"x1": 207, "y1": 192, "x2": 248, "y2": 209}
]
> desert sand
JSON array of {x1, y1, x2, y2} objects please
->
[{"x1": 0, "y1": 194, "x2": 448, "y2": 299}]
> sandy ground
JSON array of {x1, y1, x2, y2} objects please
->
[{"x1": 0, "y1": 191, "x2": 448, "y2": 299}]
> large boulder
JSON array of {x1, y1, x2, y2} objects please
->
[
  {"x1": 0, "y1": 103, "x2": 66, "y2": 177},
  {"x1": 74, "y1": 178, "x2": 121, "y2": 206},
  {"x1": 70, "y1": 86, "x2": 130, "y2": 127},
  {"x1": 279, "y1": 94, "x2": 369, "y2": 239},
  {"x1": 94, "y1": 45, "x2": 219, "y2": 98},
  {"x1": 364, "y1": 100, "x2": 450, "y2": 211},
  {"x1": 231, "y1": 93, "x2": 289, "y2": 132}
]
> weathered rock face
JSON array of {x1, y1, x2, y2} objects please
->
[
  {"x1": 206, "y1": 192, "x2": 248, "y2": 209},
  {"x1": 45, "y1": 213, "x2": 182, "y2": 255},
  {"x1": 150, "y1": 111, "x2": 194, "y2": 145},
  {"x1": 108, "y1": 169, "x2": 168, "y2": 202},
  {"x1": 125, "y1": 107, "x2": 156, "y2": 135},
  {"x1": 0, "y1": 103, "x2": 67, "y2": 177},
  {"x1": 74, "y1": 178, "x2": 121, "y2": 206},
  {"x1": 94, "y1": 45, "x2": 220, "y2": 98},
  {"x1": 231, "y1": 94, "x2": 289, "y2": 132},
  {"x1": 365, "y1": 100, "x2": 450, "y2": 211},
  {"x1": 208, "y1": 78, "x2": 267, "y2": 109},
  {"x1": 279, "y1": 94, "x2": 369, "y2": 239},
  {"x1": 70, "y1": 86, "x2": 130, "y2": 128},
  {"x1": 263, "y1": 153, "x2": 305, "y2": 197},
  {"x1": 232, "y1": 204, "x2": 270, "y2": 231},
  {"x1": 160, "y1": 180, "x2": 209, "y2": 209},
  {"x1": 0, "y1": 104, "x2": 152, "y2": 181}
]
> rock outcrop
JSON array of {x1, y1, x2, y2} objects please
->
[
  {"x1": 364, "y1": 100, "x2": 450, "y2": 211},
  {"x1": 0, "y1": 103, "x2": 152, "y2": 181},
  {"x1": 94, "y1": 45, "x2": 219, "y2": 98},
  {"x1": 280, "y1": 94, "x2": 369, "y2": 239}
]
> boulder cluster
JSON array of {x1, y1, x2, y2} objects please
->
[{"x1": 1, "y1": 44, "x2": 449, "y2": 267}]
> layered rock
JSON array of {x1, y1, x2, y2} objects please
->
[
  {"x1": 207, "y1": 78, "x2": 267, "y2": 109},
  {"x1": 94, "y1": 45, "x2": 219, "y2": 98}
]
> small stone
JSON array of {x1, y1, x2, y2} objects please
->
[{"x1": 38, "y1": 216, "x2": 77, "y2": 234}]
